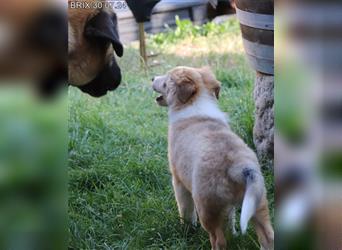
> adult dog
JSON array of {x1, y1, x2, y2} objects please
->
[
  {"x1": 68, "y1": 0, "x2": 124, "y2": 97},
  {"x1": 0, "y1": 0, "x2": 67, "y2": 96},
  {"x1": 152, "y1": 66, "x2": 274, "y2": 250}
]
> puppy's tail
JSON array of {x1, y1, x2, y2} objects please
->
[{"x1": 239, "y1": 167, "x2": 265, "y2": 234}]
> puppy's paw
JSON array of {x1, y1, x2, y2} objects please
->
[
  {"x1": 231, "y1": 225, "x2": 238, "y2": 236},
  {"x1": 191, "y1": 211, "x2": 198, "y2": 227},
  {"x1": 191, "y1": 219, "x2": 197, "y2": 227},
  {"x1": 229, "y1": 207, "x2": 238, "y2": 236},
  {"x1": 260, "y1": 242, "x2": 274, "y2": 250}
]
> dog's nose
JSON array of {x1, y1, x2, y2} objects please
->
[{"x1": 151, "y1": 77, "x2": 155, "y2": 81}]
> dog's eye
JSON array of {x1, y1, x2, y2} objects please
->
[{"x1": 163, "y1": 83, "x2": 167, "y2": 88}]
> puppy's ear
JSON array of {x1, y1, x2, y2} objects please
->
[
  {"x1": 176, "y1": 78, "x2": 196, "y2": 104},
  {"x1": 199, "y1": 67, "x2": 221, "y2": 99},
  {"x1": 214, "y1": 85, "x2": 220, "y2": 99},
  {"x1": 84, "y1": 11, "x2": 124, "y2": 57}
]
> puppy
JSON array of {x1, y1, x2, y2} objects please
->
[
  {"x1": 152, "y1": 66, "x2": 274, "y2": 250},
  {"x1": 68, "y1": 0, "x2": 123, "y2": 97}
]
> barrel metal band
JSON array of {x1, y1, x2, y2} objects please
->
[
  {"x1": 242, "y1": 38, "x2": 274, "y2": 60},
  {"x1": 236, "y1": 8, "x2": 274, "y2": 30},
  {"x1": 245, "y1": 54, "x2": 274, "y2": 75}
]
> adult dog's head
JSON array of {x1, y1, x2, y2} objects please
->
[
  {"x1": 68, "y1": 0, "x2": 123, "y2": 97},
  {"x1": 152, "y1": 66, "x2": 221, "y2": 109}
]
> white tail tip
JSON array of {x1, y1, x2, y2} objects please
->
[{"x1": 240, "y1": 193, "x2": 256, "y2": 234}]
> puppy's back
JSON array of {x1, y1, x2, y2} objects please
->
[{"x1": 169, "y1": 117, "x2": 257, "y2": 166}]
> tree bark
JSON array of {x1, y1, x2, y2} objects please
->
[{"x1": 253, "y1": 72, "x2": 274, "y2": 159}]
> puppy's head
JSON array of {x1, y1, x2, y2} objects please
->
[
  {"x1": 152, "y1": 66, "x2": 220, "y2": 108},
  {"x1": 68, "y1": 1, "x2": 124, "y2": 97}
]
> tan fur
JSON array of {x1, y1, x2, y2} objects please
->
[
  {"x1": 169, "y1": 67, "x2": 202, "y2": 109},
  {"x1": 0, "y1": 0, "x2": 65, "y2": 79},
  {"x1": 198, "y1": 66, "x2": 221, "y2": 99},
  {"x1": 68, "y1": 0, "x2": 114, "y2": 86},
  {"x1": 153, "y1": 67, "x2": 274, "y2": 250}
]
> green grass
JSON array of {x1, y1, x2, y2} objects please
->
[{"x1": 68, "y1": 18, "x2": 273, "y2": 249}]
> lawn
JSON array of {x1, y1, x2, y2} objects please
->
[{"x1": 68, "y1": 18, "x2": 274, "y2": 249}]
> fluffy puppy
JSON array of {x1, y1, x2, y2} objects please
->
[
  {"x1": 68, "y1": 0, "x2": 123, "y2": 97},
  {"x1": 152, "y1": 66, "x2": 274, "y2": 250}
]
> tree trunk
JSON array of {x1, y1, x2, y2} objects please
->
[{"x1": 253, "y1": 72, "x2": 274, "y2": 159}]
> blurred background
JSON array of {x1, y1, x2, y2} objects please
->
[
  {"x1": 0, "y1": 0, "x2": 67, "y2": 249},
  {"x1": 275, "y1": 0, "x2": 342, "y2": 249},
  {"x1": 115, "y1": 0, "x2": 235, "y2": 43}
]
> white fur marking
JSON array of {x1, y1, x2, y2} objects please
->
[
  {"x1": 240, "y1": 191, "x2": 256, "y2": 234},
  {"x1": 68, "y1": 22, "x2": 76, "y2": 54},
  {"x1": 169, "y1": 91, "x2": 228, "y2": 124}
]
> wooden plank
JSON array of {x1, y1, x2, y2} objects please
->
[
  {"x1": 118, "y1": 9, "x2": 191, "y2": 33},
  {"x1": 192, "y1": 5, "x2": 208, "y2": 24},
  {"x1": 236, "y1": 7, "x2": 273, "y2": 30},
  {"x1": 118, "y1": 6, "x2": 209, "y2": 43}
]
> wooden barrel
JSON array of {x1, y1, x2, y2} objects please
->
[{"x1": 235, "y1": 0, "x2": 274, "y2": 75}]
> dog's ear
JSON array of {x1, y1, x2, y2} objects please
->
[
  {"x1": 84, "y1": 11, "x2": 124, "y2": 57},
  {"x1": 198, "y1": 67, "x2": 221, "y2": 99},
  {"x1": 176, "y1": 77, "x2": 197, "y2": 104},
  {"x1": 213, "y1": 85, "x2": 220, "y2": 99}
]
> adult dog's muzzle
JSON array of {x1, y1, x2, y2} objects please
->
[{"x1": 78, "y1": 58, "x2": 122, "y2": 97}]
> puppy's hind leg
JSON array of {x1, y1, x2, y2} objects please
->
[
  {"x1": 196, "y1": 204, "x2": 226, "y2": 250},
  {"x1": 228, "y1": 207, "x2": 238, "y2": 236},
  {"x1": 253, "y1": 195, "x2": 274, "y2": 250},
  {"x1": 172, "y1": 177, "x2": 197, "y2": 226}
]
